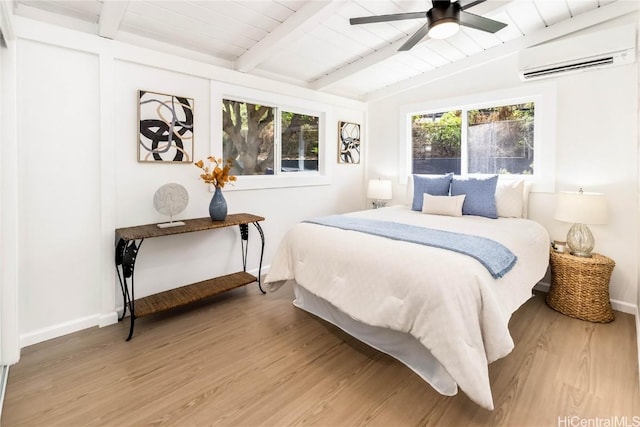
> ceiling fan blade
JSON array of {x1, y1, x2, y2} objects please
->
[
  {"x1": 398, "y1": 22, "x2": 430, "y2": 51},
  {"x1": 456, "y1": 0, "x2": 487, "y2": 10},
  {"x1": 459, "y1": 10, "x2": 507, "y2": 33},
  {"x1": 350, "y1": 11, "x2": 427, "y2": 25}
]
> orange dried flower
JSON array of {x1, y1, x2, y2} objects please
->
[{"x1": 194, "y1": 156, "x2": 236, "y2": 188}]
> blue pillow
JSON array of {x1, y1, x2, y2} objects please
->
[
  {"x1": 411, "y1": 173, "x2": 453, "y2": 211},
  {"x1": 450, "y1": 175, "x2": 499, "y2": 219}
]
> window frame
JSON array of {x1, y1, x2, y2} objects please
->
[
  {"x1": 212, "y1": 82, "x2": 330, "y2": 191},
  {"x1": 399, "y1": 84, "x2": 557, "y2": 193}
]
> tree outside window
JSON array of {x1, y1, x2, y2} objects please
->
[
  {"x1": 222, "y1": 99, "x2": 275, "y2": 175},
  {"x1": 222, "y1": 99, "x2": 320, "y2": 175}
]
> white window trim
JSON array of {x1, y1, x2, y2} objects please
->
[
  {"x1": 211, "y1": 81, "x2": 330, "y2": 191},
  {"x1": 398, "y1": 83, "x2": 557, "y2": 193}
]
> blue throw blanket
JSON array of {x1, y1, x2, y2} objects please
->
[{"x1": 304, "y1": 215, "x2": 517, "y2": 279}]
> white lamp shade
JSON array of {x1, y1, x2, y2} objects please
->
[
  {"x1": 367, "y1": 179, "x2": 392, "y2": 200},
  {"x1": 555, "y1": 191, "x2": 608, "y2": 225}
]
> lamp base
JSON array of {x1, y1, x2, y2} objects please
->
[{"x1": 566, "y1": 223, "x2": 595, "y2": 258}]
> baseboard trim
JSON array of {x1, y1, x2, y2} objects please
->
[
  {"x1": 99, "y1": 311, "x2": 118, "y2": 327},
  {"x1": 20, "y1": 314, "x2": 101, "y2": 348},
  {"x1": 534, "y1": 281, "x2": 636, "y2": 315},
  {"x1": 250, "y1": 264, "x2": 270, "y2": 279}
]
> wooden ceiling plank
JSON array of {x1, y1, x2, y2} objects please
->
[
  {"x1": 98, "y1": 0, "x2": 129, "y2": 39},
  {"x1": 234, "y1": 0, "x2": 344, "y2": 73},
  {"x1": 534, "y1": 0, "x2": 572, "y2": 27},
  {"x1": 123, "y1": 2, "x2": 258, "y2": 50},
  {"x1": 310, "y1": 37, "x2": 408, "y2": 90},
  {"x1": 487, "y1": 11, "x2": 522, "y2": 42},
  {"x1": 134, "y1": 1, "x2": 265, "y2": 44},
  {"x1": 506, "y1": 0, "x2": 546, "y2": 34},
  {"x1": 425, "y1": 39, "x2": 467, "y2": 62},
  {"x1": 245, "y1": 0, "x2": 299, "y2": 22},
  {"x1": 184, "y1": 1, "x2": 276, "y2": 38},
  {"x1": 566, "y1": 0, "x2": 599, "y2": 17},
  {"x1": 445, "y1": 30, "x2": 484, "y2": 56}
]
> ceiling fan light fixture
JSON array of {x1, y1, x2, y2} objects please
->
[
  {"x1": 428, "y1": 19, "x2": 460, "y2": 39},
  {"x1": 349, "y1": 0, "x2": 506, "y2": 51},
  {"x1": 426, "y1": 2, "x2": 461, "y2": 39}
]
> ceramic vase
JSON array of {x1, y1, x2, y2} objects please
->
[{"x1": 209, "y1": 187, "x2": 227, "y2": 221}]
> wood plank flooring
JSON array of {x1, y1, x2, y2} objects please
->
[{"x1": 3, "y1": 283, "x2": 639, "y2": 426}]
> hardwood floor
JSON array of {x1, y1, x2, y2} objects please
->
[{"x1": 3, "y1": 283, "x2": 639, "y2": 426}]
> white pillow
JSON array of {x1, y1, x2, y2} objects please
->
[
  {"x1": 496, "y1": 180, "x2": 524, "y2": 218},
  {"x1": 422, "y1": 194, "x2": 466, "y2": 217}
]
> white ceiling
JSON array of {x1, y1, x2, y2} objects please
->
[{"x1": 8, "y1": 0, "x2": 635, "y2": 100}]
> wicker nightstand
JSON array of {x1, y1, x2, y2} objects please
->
[{"x1": 546, "y1": 251, "x2": 615, "y2": 323}]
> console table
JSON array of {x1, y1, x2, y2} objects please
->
[{"x1": 115, "y1": 213, "x2": 265, "y2": 340}]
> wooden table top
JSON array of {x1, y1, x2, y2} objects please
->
[{"x1": 115, "y1": 213, "x2": 265, "y2": 241}]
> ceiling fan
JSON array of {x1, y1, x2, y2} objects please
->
[{"x1": 349, "y1": 0, "x2": 507, "y2": 51}]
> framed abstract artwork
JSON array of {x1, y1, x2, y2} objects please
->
[
  {"x1": 138, "y1": 90, "x2": 194, "y2": 163},
  {"x1": 338, "y1": 121, "x2": 360, "y2": 164}
]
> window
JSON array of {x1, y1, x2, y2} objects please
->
[
  {"x1": 222, "y1": 99, "x2": 320, "y2": 176},
  {"x1": 411, "y1": 103, "x2": 535, "y2": 176},
  {"x1": 412, "y1": 110, "x2": 462, "y2": 175},
  {"x1": 400, "y1": 85, "x2": 556, "y2": 192},
  {"x1": 468, "y1": 104, "x2": 534, "y2": 175},
  {"x1": 281, "y1": 112, "x2": 319, "y2": 173},
  {"x1": 222, "y1": 99, "x2": 275, "y2": 175}
]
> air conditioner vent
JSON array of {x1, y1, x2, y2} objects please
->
[{"x1": 518, "y1": 25, "x2": 636, "y2": 81}]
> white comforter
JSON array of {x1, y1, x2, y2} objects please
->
[{"x1": 265, "y1": 206, "x2": 549, "y2": 410}]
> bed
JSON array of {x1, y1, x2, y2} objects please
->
[{"x1": 265, "y1": 176, "x2": 549, "y2": 410}]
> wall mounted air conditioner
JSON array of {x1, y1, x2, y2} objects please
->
[{"x1": 518, "y1": 25, "x2": 636, "y2": 81}]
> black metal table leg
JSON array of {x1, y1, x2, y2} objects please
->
[
  {"x1": 115, "y1": 239, "x2": 129, "y2": 321},
  {"x1": 253, "y1": 221, "x2": 265, "y2": 294},
  {"x1": 114, "y1": 238, "x2": 143, "y2": 341},
  {"x1": 239, "y1": 222, "x2": 266, "y2": 294}
]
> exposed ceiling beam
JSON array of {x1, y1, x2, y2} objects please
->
[
  {"x1": 234, "y1": 0, "x2": 344, "y2": 73},
  {"x1": 0, "y1": 0, "x2": 16, "y2": 43},
  {"x1": 98, "y1": 0, "x2": 129, "y2": 39},
  {"x1": 311, "y1": 0, "x2": 509, "y2": 91},
  {"x1": 365, "y1": 0, "x2": 638, "y2": 102}
]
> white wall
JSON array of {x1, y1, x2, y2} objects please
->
[
  {"x1": 0, "y1": 37, "x2": 21, "y2": 364},
  {"x1": 17, "y1": 39, "x2": 102, "y2": 338},
  {"x1": 12, "y1": 17, "x2": 366, "y2": 346},
  {"x1": 636, "y1": 10, "x2": 640, "y2": 380},
  {"x1": 367, "y1": 19, "x2": 639, "y2": 309}
]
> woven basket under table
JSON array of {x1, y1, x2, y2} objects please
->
[{"x1": 547, "y1": 251, "x2": 615, "y2": 323}]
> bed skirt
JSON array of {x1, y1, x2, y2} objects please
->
[{"x1": 292, "y1": 282, "x2": 459, "y2": 397}]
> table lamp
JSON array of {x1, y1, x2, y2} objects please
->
[
  {"x1": 367, "y1": 178, "x2": 392, "y2": 209},
  {"x1": 554, "y1": 188, "x2": 608, "y2": 257}
]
